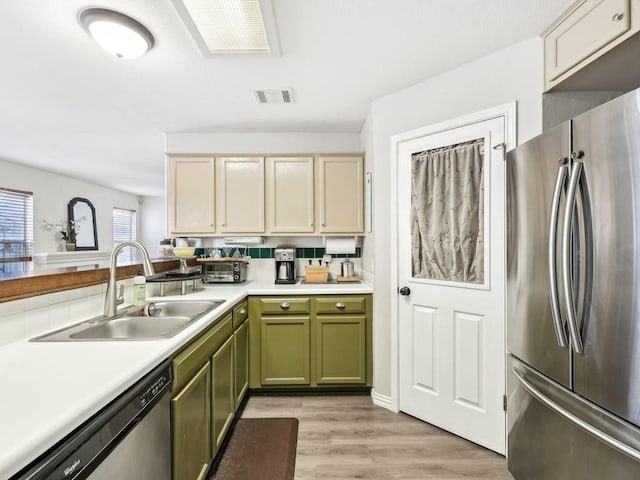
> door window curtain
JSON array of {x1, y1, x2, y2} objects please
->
[{"x1": 410, "y1": 138, "x2": 484, "y2": 283}]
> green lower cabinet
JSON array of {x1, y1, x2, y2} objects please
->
[
  {"x1": 261, "y1": 316, "x2": 310, "y2": 385},
  {"x1": 233, "y1": 320, "x2": 249, "y2": 409},
  {"x1": 211, "y1": 335, "x2": 235, "y2": 457},
  {"x1": 315, "y1": 315, "x2": 366, "y2": 384},
  {"x1": 171, "y1": 362, "x2": 211, "y2": 480}
]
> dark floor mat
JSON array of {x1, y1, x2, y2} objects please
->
[{"x1": 211, "y1": 418, "x2": 298, "y2": 480}]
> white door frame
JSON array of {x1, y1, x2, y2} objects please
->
[{"x1": 389, "y1": 102, "x2": 516, "y2": 412}]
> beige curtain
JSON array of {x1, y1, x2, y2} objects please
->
[{"x1": 410, "y1": 139, "x2": 484, "y2": 283}]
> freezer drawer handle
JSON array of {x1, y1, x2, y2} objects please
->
[
  {"x1": 561, "y1": 161, "x2": 584, "y2": 353},
  {"x1": 513, "y1": 367, "x2": 640, "y2": 463},
  {"x1": 548, "y1": 163, "x2": 569, "y2": 347}
]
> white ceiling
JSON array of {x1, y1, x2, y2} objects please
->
[{"x1": 0, "y1": 0, "x2": 567, "y2": 196}]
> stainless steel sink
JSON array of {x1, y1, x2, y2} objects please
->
[
  {"x1": 70, "y1": 316, "x2": 195, "y2": 340},
  {"x1": 145, "y1": 300, "x2": 224, "y2": 317},
  {"x1": 31, "y1": 299, "x2": 225, "y2": 342},
  {"x1": 69, "y1": 316, "x2": 195, "y2": 340}
]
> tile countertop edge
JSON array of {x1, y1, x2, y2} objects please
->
[{"x1": 0, "y1": 281, "x2": 372, "y2": 478}]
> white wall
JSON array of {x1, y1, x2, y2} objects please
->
[
  {"x1": 364, "y1": 37, "x2": 544, "y2": 398},
  {"x1": 164, "y1": 132, "x2": 362, "y2": 154},
  {"x1": 1, "y1": 158, "x2": 142, "y2": 254},
  {"x1": 140, "y1": 195, "x2": 166, "y2": 255}
]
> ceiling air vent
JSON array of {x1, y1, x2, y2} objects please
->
[{"x1": 254, "y1": 88, "x2": 294, "y2": 104}]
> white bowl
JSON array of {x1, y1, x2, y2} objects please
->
[{"x1": 173, "y1": 247, "x2": 195, "y2": 258}]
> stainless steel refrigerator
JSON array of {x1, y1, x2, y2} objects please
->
[{"x1": 507, "y1": 87, "x2": 640, "y2": 479}]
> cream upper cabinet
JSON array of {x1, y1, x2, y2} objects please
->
[
  {"x1": 543, "y1": 0, "x2": 634, "y2": 90},
  {"x1": 317, "y1": 156, "x2": 364, "y2": 234},
  {"x1": 266, "y1": 156, "x2": 314, "y2": 233},
  {"x1": 216, "y1": 157, "x2": 265, "y2": 233},
  {"x1": 167, "y1": 156, "x2": 215, "y2": 235}
]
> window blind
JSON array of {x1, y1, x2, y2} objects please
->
[
  {"x1": 0, "y1": 188, "x2": 33, "y2": 265},
  {"x1": 113, "y1": 207, "x2": 137, "y2": 263}
]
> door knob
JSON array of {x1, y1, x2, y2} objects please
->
[{"x1": 399, "y1": 286, "x2": 411, "y2": 296}]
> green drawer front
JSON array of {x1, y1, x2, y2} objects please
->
[
  {"x1": 172, "y1": 313, "x2": 233, "y2": 390},
  {"x1": 314, "y1": 296, "x2": 366, "y2": 314},
  {"x1": 260, "y1": 297, "x2": 310, "y2": 315},
  {"x1": 232, "y1": 300, "x2": 248, "y2": 329}
]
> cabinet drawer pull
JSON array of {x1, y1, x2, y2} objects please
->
[
  {"x1": 280, "y1": 302, "x2": 290, "y2": 310},
  {"x1": 336, "y1": 302, "x2": 346, "y2": 309},
  {"x1": 239, "y1": 308, "x2": 246, "y2": 315},
  {"x1": 612, "y1": 12, "x2": 624, "y2": 21}
]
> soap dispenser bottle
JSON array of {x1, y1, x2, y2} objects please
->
[{"x1": 133, "y1": 274, "x2": 146, "y2": 306}]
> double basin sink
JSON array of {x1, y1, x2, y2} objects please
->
[{"x1": 31, "y1": 300, "x2": 225, "y2": 342}]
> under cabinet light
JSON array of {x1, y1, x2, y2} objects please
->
[{"x1": 80, "y1": 8, "x2": 154, "y2": 59}]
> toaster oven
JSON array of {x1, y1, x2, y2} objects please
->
[{"x1": 201, "y1": 260, "x2": 248, "y2": 283}]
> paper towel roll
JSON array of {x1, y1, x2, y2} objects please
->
[{"x1": 325, "y1": 237, "x2": 356, "y2": 255}]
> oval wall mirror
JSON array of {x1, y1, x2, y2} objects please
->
[{"x1": 68, "y1": 197, "x2": 98, "y2": 250}]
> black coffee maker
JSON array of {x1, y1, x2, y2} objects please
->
[{"x1": 274, "y1": 246, "x2": 296, "y2": 284}]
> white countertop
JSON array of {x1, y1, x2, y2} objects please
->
[{"x1": 0, "y1": 280, "x2": 372, "y2": 479}]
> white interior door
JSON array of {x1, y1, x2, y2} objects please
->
[{"x1": 397, "y1": 114, "x2": 506, "y2": 454}]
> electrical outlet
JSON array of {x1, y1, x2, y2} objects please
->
[{"x1": 322, "y1": 254, "x2": 332, "y2": 264}]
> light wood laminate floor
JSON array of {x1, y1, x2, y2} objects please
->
[{"x1": 241, "y1": 394, "x2": 511, "y2": 480}]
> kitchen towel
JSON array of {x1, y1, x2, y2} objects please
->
[{"x1": 324, "y1": 237, "x2": 357, "y2": 255}]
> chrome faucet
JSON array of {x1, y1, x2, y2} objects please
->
[{"x1": 104, "y1": 241, "x2": 155, "y2": 318}]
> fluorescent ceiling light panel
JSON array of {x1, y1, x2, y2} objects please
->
[{"x1": 181, "y1": 0, "x2": 270, "y2": 53}]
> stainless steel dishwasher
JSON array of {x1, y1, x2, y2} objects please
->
[{"x1": 11, "y1": 360, "x2": 172, "y2": 480}]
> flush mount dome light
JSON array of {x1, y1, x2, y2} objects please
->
[{"x1": 80, "y1": 8, "x2": 154, "y2": 59}]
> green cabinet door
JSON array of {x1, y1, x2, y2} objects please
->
[
  {"x1": 315, "y1": 315, "x2": 366, "y2": 384},
  {"x1": 261, "y1": 316, "x2": 310, "y2": 385},
  {"x1": 233, "y1": 319, "x2": 249, "y2": 410},
  {"x1": 211, "y1": 335, "x2": 234, "y2": 457},
  {"x1": 171, "y1": 362, "x2": 211, "y2": 480}
]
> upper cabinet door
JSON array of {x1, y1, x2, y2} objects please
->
[
  {"x1": 544, "y1": 0, "x2": 630, "y2": 83},
  {"x1": 267, "y1": 157, "x2": 314, "y2": 233},
  {"x1": 317, "y1": 156, "x2": 364, "y2": 233},
  {"x1": 217, "y1": 157, "x2": 265, "y2": 233},
  {"x1": 167, "y1": 157, "x2": 215, "y2": 235}
]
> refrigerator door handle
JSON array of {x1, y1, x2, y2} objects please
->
[
  {"x1": 513, "y1": 367, "x2": 640, "y2": 463},
  {"x1": 561, "y1": 161, "x2": 584, "y2": 354},
  {"x1": 548, "y1": 163, "x2": 569, "y2": 347}
]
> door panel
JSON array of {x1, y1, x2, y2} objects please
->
[
  {"x1": 544, "y1": 0, "x2": 630, "y2": 81},
  {"x1": 267, "y1": 156, "x2": 314, "y2": 233},
  {"x1": 260, "y1": 316, "x2": 310, "y2": 385},
  {"x1": 507, "y1": 121, "x2": 571, "y2": 387},
  {"x1": 233, "y1": 320, "x2": 249, "y2": 409},
  {"x1": 211, "y1": 336, "x2": 234, "y2": 456},
  {"x1": 168, "y1": 157, "x2": 215, "y2": 234},
  {"x1": 217, "y1": 156, "x2": 265, "y2": 233},
  {"x1": 171, "y1": 362, "x2": 210, "y2": 480},
  {"x1": 315, "y1": 315, "x2": 366, "y2": 384},
  {"x1": 317, "y1": 156, "x2": 364, "y2": 233},
  {"x1": 454, "y1": 311, "x2": 484, "y2": 408},
  {"x1": 411, "y1": 305, "x2": 438, "y2": 393},
  {"x1": 572, "y1": 89, "x2": 640, "y2": 428},
  {"x1": 398, "y1": 115, "x2": 506, "y2": 454}
]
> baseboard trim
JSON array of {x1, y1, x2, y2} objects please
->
[{"x1": 371, "y1": 388, "x2": 393, "y2": 411}]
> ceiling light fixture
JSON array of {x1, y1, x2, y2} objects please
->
[
  {"x1": 80, "y1": 8, "x2": 154, "y2": 59},
  {"x1": 171, "y1": 0, "x2": 280, "y2": 56}
]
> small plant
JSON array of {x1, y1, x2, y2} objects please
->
[{"x1": 41, "y1": 218, "x2": 83, "y2": 243}]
